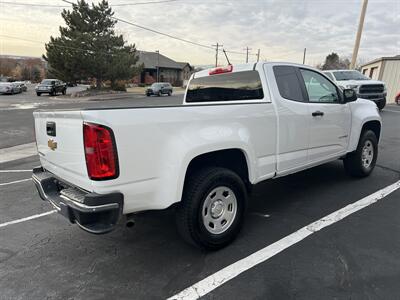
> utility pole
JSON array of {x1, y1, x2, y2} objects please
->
[
  {"x1": 244, "y1": 47, "x2": 251, "y2": 63},
  {"x1": 156, "y1": 50, "x2": 160, "y2": 82},
  {"x1": 256, "y1": 49, "x2": 260, "y2": 62},
  {"x1": 212, "y1": 43, "x2": 223, "y2": 67},
  {"x1": 302, "y1": 48, "x2": 306, "y2": 64},
  {"x1": 350, "y1": 0, "x2": 368, "y2": 69}
]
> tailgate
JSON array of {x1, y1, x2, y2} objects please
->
[{"x1": 34, "y1": 110, "x2": 92, "y2": 191}]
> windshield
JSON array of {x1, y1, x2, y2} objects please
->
[
  {"x1": 41, "y1": 79, "x2": 55, "y2": 85},
  {"x1": 333, "y1": 71, "x2": 370, "y2": 81},
  {"x1": 151, "y1": 83, "x2": 163, "y2": 88}
]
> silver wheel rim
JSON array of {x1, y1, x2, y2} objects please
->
[
  {"x1": 361, "y1": 139, "x2": 374, "y2": 169},
  {"x1": 202, "y1": 186, "x2": 237, "y2": 235}
]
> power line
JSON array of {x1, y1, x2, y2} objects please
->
[
  {"x1": 114, "y1": 16, "x2": 258, "y2": 57},
  {"x1": 0, "y1": 0, "x2": 179, "y2": 7},
  {"x1": 113, "y1": 16, "x2": 215, "y2": 50}
]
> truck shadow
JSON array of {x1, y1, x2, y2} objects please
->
[{"x1": 6, "y1": 159, "x2": 397, "y2": 299}]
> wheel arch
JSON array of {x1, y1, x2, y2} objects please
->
[
  {"x1": 184, "y1": 148, "x2": 252, "y2": 189},
  {"x1": 361, "y1": 120, "x2": 381, "y2": 141}
]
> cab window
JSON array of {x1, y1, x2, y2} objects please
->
[
  {"x1": 300, "y1": 69, "x2": 339, "y2": 103},
  {"x1": 273, "y1": 66, "x2": 305, "y2": 102}
]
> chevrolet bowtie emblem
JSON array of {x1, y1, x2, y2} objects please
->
[{"x1": 48, "y1": 139, "x2": 58, "y2": 151}]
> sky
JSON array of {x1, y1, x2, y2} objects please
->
[{"x1": 0, "y1": 0, "x2": 399, "y2": 67}]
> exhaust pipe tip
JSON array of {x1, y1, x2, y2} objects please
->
[
  {"x1": 126, "y1": 220, "x2": 135, "y2": 228},
  {"x1": 126, "y1": 215, "x2": 135, "y2": 228}
]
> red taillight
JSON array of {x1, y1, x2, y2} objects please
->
[
  {"x1": 83, "y1": 122, "x2": 119, "y2": 180},
  {"x1": 209, "y1": 65, "x2": 233, "y2": 75}
]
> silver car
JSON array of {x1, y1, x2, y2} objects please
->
[{"x1": 0, "y1": 82, "x2": 21, "y2": 94}]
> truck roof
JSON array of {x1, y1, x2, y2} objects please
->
[{"x1": 193, "y1": 61, "x2": 310, "y2": 79}]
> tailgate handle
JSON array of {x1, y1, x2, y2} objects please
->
[{"x1": 46, "y1": 121, "x2": 56, "y2": 136}]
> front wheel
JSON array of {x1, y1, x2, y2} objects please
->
[
  {"x1": 62, "y1": 89, "x2": 66, "y2": 95},
  {"x1": 36, "y1": 92, "x2": 41, "y2": 96},
  {"x1": 343, "y1": 130, "x2": 378, "y2": 177},
  {"x1": 176, "y1": 167, "x2": 247, "y2": 250}
]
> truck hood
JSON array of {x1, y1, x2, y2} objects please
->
[{"x1": 336, "y1": 79, "x2": 384, "y2": 87}]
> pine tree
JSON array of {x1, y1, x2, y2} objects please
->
[{"x1": 44, "y1": 0, "x2": 140, "y2": 89}]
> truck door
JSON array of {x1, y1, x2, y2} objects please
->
[
  {"x1": 268, "y1": 65, "x2": 310, "y2": 174},
  {"x1": 298, "y1": 68, "x2": 351, "y2": 163}
]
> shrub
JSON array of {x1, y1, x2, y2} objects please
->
[{"x1": 111, "y1": 80, "x2": 126, "y2": 91}]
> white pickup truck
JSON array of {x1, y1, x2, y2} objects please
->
[
  {"x1": 323, "y1": 69, "x2": 387, "y2": 110},
  {"x1": 33, "y1": 62, "x2": 381, "y2": 250}
]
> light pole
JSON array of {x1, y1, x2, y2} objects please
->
[
  {"x1": 156, "y1": 50, "x2": 160, "y2": 82},
  {"x1": 350, "y1": 0, "x2": 368, "y2": 69}
]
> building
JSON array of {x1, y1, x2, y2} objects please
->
[
  {"x1": 133, "y1": 51, "x2": 193, "y2": 86},
  {"x1": 361, "y1": 55, "x2": 400, "y2": 103}
]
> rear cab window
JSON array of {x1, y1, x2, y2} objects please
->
[{"x1": 185, "y1": 70, "x2": 264, "y2": 103}]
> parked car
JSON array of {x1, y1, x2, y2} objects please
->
[
  {"x1": 395, "y1": 91, "x2": 400, "y2": 105},
  {"x1": 0, "y1": 82, "x2": 21, "y2": 94},
  {"x1": 14, "y1": 81, "x2": 27, "y2": 92},
  {"x1": 323, "y1": 70, "x2": 387, "y2": 110},
  {"x1": 35, "y1": 79, "x2": 67, "y2": 96},
  {"x1": 32, "y1": 62, "x2": 381, "y2": 250},
  {"x1": 146, "y1": 82, "x2": 173, "y2": 96}
]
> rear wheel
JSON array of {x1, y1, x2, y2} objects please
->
[
  {"x1": 343, "y1": 130, "x2": 378, "y2": 177},
  {"x1": 176, "y1": 167, "x2": 247, "y2": 250},
  {"x1": 62, "y1": 88, "x2": 66, "y2": 95},
  {"x1": 168, "y1": 91, "x2": 172, "y2": 96},
  {"x1": 36, "y1": 92, "x2": 41, "y2": 96}
]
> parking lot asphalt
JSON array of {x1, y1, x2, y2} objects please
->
[
  {"x1": 0, "y1": 90, "x2": 399, "y2": 299},
  {"x1": 0, "y1": 85, "x2": 183, "y2": 148}
]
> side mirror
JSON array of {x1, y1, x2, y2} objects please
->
[{"x1": 343, "y1": 88, "x2": 357, "y2": 103}]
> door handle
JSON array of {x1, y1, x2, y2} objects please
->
[{"x1": 312, "y1": 111, "x2": 324, "y2": 117}]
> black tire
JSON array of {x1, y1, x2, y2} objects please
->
[
  {"x1": 377, "y1": 98, "x2": 386, "y2": 111},
  {"x1": 36, "y1": 92, "x2": 41, "y2": 96},
  {"x1": 168, "y1": 91, "x2": 172, "y2": 96},
  {"x1": 50, "y1": 90, "x2": 55, "y2": 96},
  {"x1": 158, "y1": 91, "x2": 162, "y2": 97},
  {"x1": 343, "y1": 130, "x2": 378, "y2": 177},
  {"x1": 62, "y1": 89, "x2": 66, "y2": 95},
  {"x1": 176, "y1": 167, "x2": 247, "y2": 250}
]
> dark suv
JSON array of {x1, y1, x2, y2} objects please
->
[
  {"x1": 36, "y1": 79, "x2": 67, "y2": 96},
  {"x1": 146, "y1": 82, "x2": 173, "y2": 96}
]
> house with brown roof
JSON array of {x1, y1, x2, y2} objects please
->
[{"x1": 133, "y1": 51, "x2": 193, "y2": 86}]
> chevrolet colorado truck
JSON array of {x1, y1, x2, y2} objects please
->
[
  {"x1": 32, "y1": 62, "x2": 381, "y2": 250},
  {"x1": 323, "y1": 69, "x2": 387, "y2": 110}
]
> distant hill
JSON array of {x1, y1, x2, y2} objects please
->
[{"x1": 0, "y1": 54, "x2": 44, "y2": 61}]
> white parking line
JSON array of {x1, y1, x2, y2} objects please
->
[
  {"x1": 168, "y1": 180, "x2": 400, "y2": 300},
  {"x1": 0, "y1": 210, "x2": 57, "y2": 229},
  {"x1": 0, "y1": 178, "x2": 32, "y2": 186},
  {"x1": 0, "y1": 143, "x2": 37, "y2": 164}
]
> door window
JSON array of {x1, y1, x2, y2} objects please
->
[
  {"x1": 273, "y1": 66, "x2": 305, "y2": 102},
  {"x1": 300, "y1": 69, "x2": 339, "y2": 103}
]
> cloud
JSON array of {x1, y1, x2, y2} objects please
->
[{"x1": 0, "y1": 0, "x2": 398, "y2": 66}]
